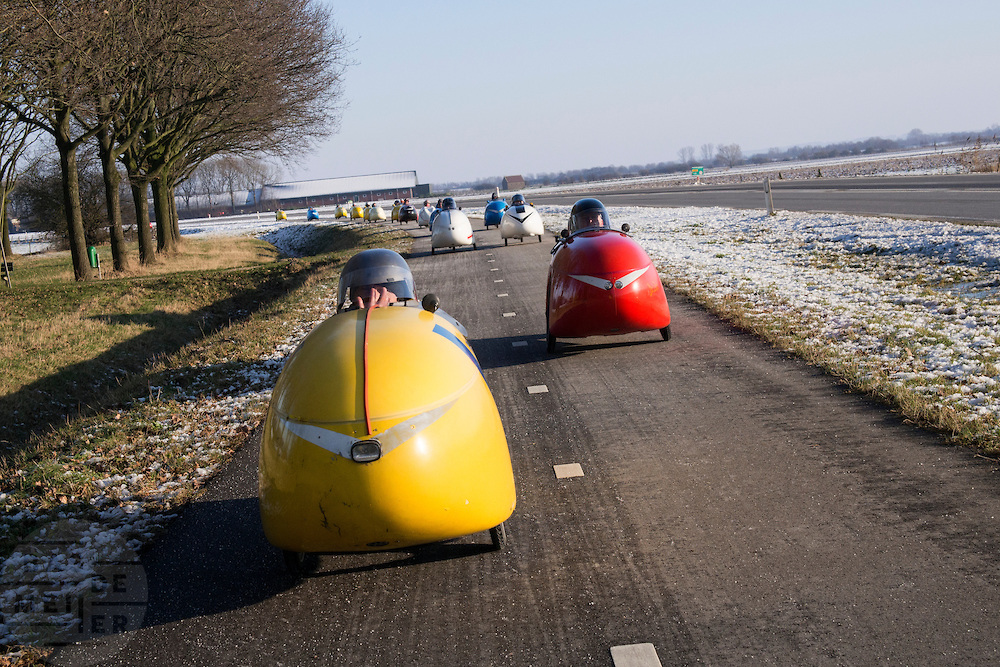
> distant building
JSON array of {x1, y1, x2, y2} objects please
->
[
  {"x1": 502, "y1": 175, "x2": 526, "y2": 191},
  {"x1": 176, "y1": 170, "x2": 432, "y2": 219},
  {"x1": 256, "y1": 171, "x2": 431, "y2": 210}
]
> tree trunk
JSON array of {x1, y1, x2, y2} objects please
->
[
  {"x1": 98, "y1": 126, "x2": 130, "y2": 272},
  {"x1": 1, "y1": 190, "x2": 12, "y2": 258},
  {"x1": 55, "y1": 107, "x2": 92, "y2": 281},
  {"x1": 169, "y1": 187, "x2": 180, "y2": 242},
  {"x1": 130, "y1": 179, "x2": 155, "y2": 264},
  {"x1": 152, "y1": 178, "x2": 178, "y2": 254}
]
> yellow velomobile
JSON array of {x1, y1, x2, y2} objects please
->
[
  {"x1": 350, "y1": 203, "x2": 365, "y2": 219},
  {"x1": 275, "y1": 209, "x2": 287, "y2": 221},
  {"x1": 259, "y1": 250, "x2": 515, "y2": 571},
  {"x1": 334, "y1": 204, "x2": 349, "y2": 219}
]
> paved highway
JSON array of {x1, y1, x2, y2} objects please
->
[
  {"x1": 527, "y1": 173, "x2": 1000, "y2": 224},
  {"x1": 55, "y1": 219, "x2": 1000, "y2": 666}
]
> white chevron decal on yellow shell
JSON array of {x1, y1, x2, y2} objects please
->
[{"x1": 279, "y1": 397, "x2": 460, "y2": 460}]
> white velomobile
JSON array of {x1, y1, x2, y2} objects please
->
[
  {"x1": 430, "y1": 197, "x2": 476, "y2": 254},
  {"x1": 499, "y1": 194, "x2": 544, "y2": 245},
  {"x1": 418, "y1": 203, "x2": 434, "y2": 228}
]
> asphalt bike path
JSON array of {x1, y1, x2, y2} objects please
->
[{"x1": 54, "y1": 218, "x2": 1000, "y2": 666}]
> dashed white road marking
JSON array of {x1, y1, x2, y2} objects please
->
[
  {"x1": 490, "y1": 268, "x2": 499, "y2": 272},
  {"x1": 610, "y1": 643, "x2": 662, "y2": 667},
  {"x1": 553, "y1": 463, "x2": 584, "y2": 479},
  {"x1": 497, "y1": 293, "x2": 509, "y2": 297},
  {"x1": 494, "y1": 279, "x2": 504, "y2": 282},
  {"x1": 527, "y1": 384, "x2": 548, "y2": 393},
  {"x1": 502, "y1": 312, "x2": 516, "y2": 317}
]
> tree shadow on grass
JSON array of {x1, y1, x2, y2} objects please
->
[{"x1": 0, "y1": 260, "x2": 324, "y2": 461}]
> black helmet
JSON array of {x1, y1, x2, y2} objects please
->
[
  {"x1": 568, "y1": 198, "x2": 610, "y2": 232},
  {"x1": 337, "y1": 249, "x2": 416, "y2": 309},
  {"x1": 511, "y1": 194, "x2": 526, "y2": 205},
  {"x1": 441, "y1": 197, "x2": 458, "y2": 210}
]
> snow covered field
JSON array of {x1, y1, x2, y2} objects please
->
[{"x1": 4, "y1": 202, "x2": 1000, "y2": 651}]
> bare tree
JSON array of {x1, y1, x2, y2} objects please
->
[
  {"x1": 677, "y1": 146, "x2": 695, "y2": 165},
  {"x1": 906, "y1": 128, "x2": 926, "y2": 148},
  {"x1": 119, "y1": 0, "x2": 349, "y2": 254},
  {"x1": 213, "y1": 156, "x2": 245, "y2": 214},
  {"x1": 242, "y1": 158, "x2": 282, "y2": 211},
  {"x1": 79, "y1": 0, "x2": 163, "y2": 273},
  {"x1": 1, "y1": 74, "x2": 35, "y2": 260},
  {"x1": 95, "y1": 118, "x2": 133, "y2": 271},
  {"x1": 2, "y1": 1, "x2": 128, "y2": 279},
  {"x1": 196, "y1": 161, "x2": 224, "y2": 211},
  {"x1": 716, "y1": 143, "x2": 743, "y2": 168},
  {"x1": 175, "y1": 170, "x2": 201, "y2": 212},
  {"x1": 700, "y1": 143, "x2": 715, "y2": 165},
  {"x1": 4, "y1": 0, "x2": 348, "y2": 268}
]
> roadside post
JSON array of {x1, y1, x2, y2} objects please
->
[
  {"x1": 691, "y1": 166, "x2": 704, "y2": 185},
  {"x1": 764, "y1": 177, "x2": 776, "y2": 215}
]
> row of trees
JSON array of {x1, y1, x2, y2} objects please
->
[
  {"x1": 175, "y1": 156, "x2": 282, "y2": 217},
  {"x1": 0, "y1": 100, "x2": 32, "y2": 259},
  {"x1": 453, "y1": 126, "x2": 999, "y2": 192},
  {"x1": 1, "y1": 0, "x2": 348, "y2": 280},
  {"x1": 12, "y1": 144, "x2": 132, "y2": 249}
]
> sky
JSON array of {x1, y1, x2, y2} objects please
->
[{"x1": 284, "y1": 0, "x2": 1000, "y2": 187}]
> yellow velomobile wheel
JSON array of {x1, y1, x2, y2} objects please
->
[{"x1": 259, "y1": 306, "x2": 516, "y2": 553}]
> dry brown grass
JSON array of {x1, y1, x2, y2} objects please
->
[
  {"x1": 956, "y1": 138, "x2": 1000, "y2": 173},
  {"x1": 115, "y1": 236, "x2": 281, "y2": 276},
  {"x1": 0, "y1": 238, "x2": 276, "y2": 398},
  {"x1": 4, "y1": 236, "x2": 278, "y2": 284},
  {"x1": 0, "y1": 309, "x2": 145, "y2": 396}
]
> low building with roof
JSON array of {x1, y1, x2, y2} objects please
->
[
  {"x1": 502, "y1": 175, "x2": 526, "y2": 191},
  {"x1": 177, "y1": 170, "x2": 432, "y2": 219},
  {"x1": 256, "y1": 171, "x2": 431, "y2": 210}
]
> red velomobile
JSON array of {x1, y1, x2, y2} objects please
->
[{"x1": 546, "y1": 198, "x2": 671, "y2": 352}]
